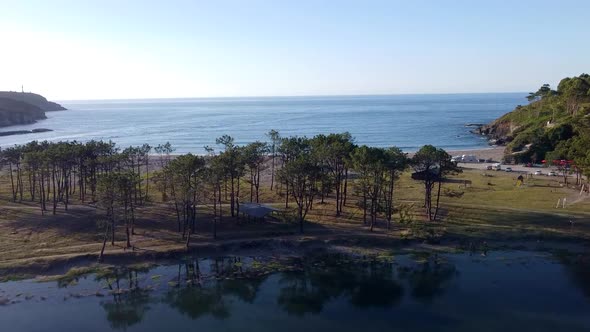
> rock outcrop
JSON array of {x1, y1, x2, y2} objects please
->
[
  {"x1": 476, "y1": 118, "x2": 518, "y2": 146},
  {"x1": 0, "y1": 128, "x2": 53, "y2": 137},
  {"x1": 0, "y1": 91, "x2": 66, "y2": 112},
  {"x1": 0, "y1": 98, "x2": 47, "y2": 127},
  {"x1": 0, "y1": 92, "x2": 66, "y2": 127}
]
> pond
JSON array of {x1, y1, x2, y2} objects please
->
[{"x1": 1, "y1": 251, "x2": 589, "y2": 332}]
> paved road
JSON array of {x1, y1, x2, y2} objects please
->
[{"x1": 458, "y1": 162, "x2": 560, "y2": 175}]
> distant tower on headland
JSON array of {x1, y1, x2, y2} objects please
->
[{"x1": 21, "y1": 85, "x2": 24, "y2": 93}]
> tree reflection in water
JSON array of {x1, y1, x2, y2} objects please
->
[
  {"x1": 277, "y1": 260, "x2": 404, "y2": 315},
  {"x1": 9, "y1": 252, "x2": 589, "y2": 332},
  {"x1": 98, "y1": 267, "x2": 152, "y2": 330},
  {"x1": 398, "y1": 254, "x2": 457, "y2": 302},
  {"x1": 277, "y1": 254, "x2": 456, "y2": 316},
  {"x1": 556, "y1": 253, "x2": 590, "y2": 300},
  {"x1": 164, "y1": 257, "x2": 266, "y2": 320},
  {"x1": 91, "y1": 254, "x2": 457, "y2": 326},
  {"x1": 165, "y1": 283, "x2": 230, "y2": 320}
]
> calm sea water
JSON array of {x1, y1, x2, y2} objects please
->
[
  {"x1": 1, "y1": 252, "x2": 589, "y2": 332},
  {"x1": 0, "y1": 94, "x2": 525, "y2": 153}
]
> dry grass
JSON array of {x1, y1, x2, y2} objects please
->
[{"x1": 0, "y1": 167, "x2": 588, "y2": 273}]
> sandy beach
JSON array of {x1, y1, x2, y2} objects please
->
[
  {"x1": 407, "y1": 146, "x2": 505, "y2": 162},
  {"x1": 447, "y1": 146, "x2": 505, "y2": 162}
]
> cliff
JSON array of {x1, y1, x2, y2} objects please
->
[
  {"x1": 0, "y1": 91, "x2": 66, "y2": 112},
  {"x1": 0, "y1": 98, "x2": 47, "y2": 127},
  {"x1": 0, "y1": 92, "x2": 66, "y2": 127}
]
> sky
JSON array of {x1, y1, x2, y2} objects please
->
[{"x1": 0, "y1": 0, "x2": 588, "y2": 100}]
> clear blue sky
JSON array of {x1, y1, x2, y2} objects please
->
[{"x1": 0, "y1": 0, "x2": 588, "y2": 100}]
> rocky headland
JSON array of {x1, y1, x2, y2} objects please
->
[
  {"x1": 472, "y1": 74, "x2": 590, "y2": 164},
  {"x1": 0, "y1": 91, "x2": 66, "y2": 128}
]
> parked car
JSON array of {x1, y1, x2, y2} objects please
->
[
  {"x1": 505, "y1": 167, "x2": 513, "y2": 172},
  {"x1": 548, "y1": 171, "x2": 557, "y2": 176},
  {"x1": 461, "y1": 155, "x2": 479, "y2": 163},
  {"x1": 534, "y1": 170, "x2": 543, "y2": 175}
]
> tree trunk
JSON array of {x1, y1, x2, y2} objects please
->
[
  {"x1": 9, "y1": 163, "x2": 16, "y2": 202},
  {"x1": 299, "y1": 207, "x2": 304, "y2": 233},
  {"x1": 145, "y1": 157, "x2": 150, "y2": 202},
  {"x1": 17, "y1": 164, "x2": 23, "y2": 202},
  {"x1": 387, "y1": 173, "x2": 394, "y2": 228},
  {"x1": 64, "y1": 170, "x2": 69, "y2": 211},
  {"x1": 425, "y1": 182, "x2": 432, "y2": 221},
  {"x1": 125, "y1": 198, "x2": 131, "y2": 248},
  {"x1": 136, "y1": 162, "x2": 142, "y2": 205},
  {"x1": 236, "y1": 175, "x2": 241, "y2": 218},
  {"x1": 270, "y1": 154, "x2": 275, "y2": 190},
  {"x1": 363, "y1": 192, "x2": 367, "y2": 225},
  {"x1": 99, "y1": 224, "x2": 110, "y2": 262},
  {"x1": 433, "y1": 180, "x2": 442, "y2": 221},
  {"x1": 250, "y1": 169, "x2": 254, "y2": 202},
  {"x1": 285, "y1": 181, "x2": 289, "y2": 208},
  {"x1": 40, "y1": 172, "x2": 46, "y2": 214},
  {"x1": 52, "y1": 166, "x2": 57, "y2": 215},
  {"x1": 191, "y1": 204, "x2": 196, "y2": 234},
  {"x1": 230, "y1": 176, "x2": 235, "y2": 217},
  {"x1": 28, "y1": 172, "x2": 34, "y2": 201},
  {"x1": 342, "y1": 168, "x2": 348, "y2": 209},
  {"x1": 335, "y1": 173, "x2": 341, "y2": 216},
  {"x1": 185, "y1": 224, "x2": 192, "y2": 248},
  {"x1": 111, "y1": 207, "x2": 116, "y2": 246},
  {"x1": 255, "y1": 166, "x2": 260, "y2": 203},
  {"x1": 175, "y1": 202, "x2": 181, "y2": 232},
  {"x1": 370, "y1": 199, "x2": 375, "y2": 232},
  {"x1": 218, "y1": 183, "x2": 222, "y2": 224},
  {"x1": 125, "y1": 223, "x2": 131, "y2": 248},
  {"x1": 213, "y1": 185, "x2": 218, "y2": 239},
  {"x1": 130, "y1": 193, "x2": 136, "y2": 235}
]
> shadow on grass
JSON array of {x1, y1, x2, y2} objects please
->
[{"x1": 444, "y1": 205, "x2": 589, "y2": 244}]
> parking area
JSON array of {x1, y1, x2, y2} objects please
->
[{"x1": 458, "y1": 162, "x2": 561, "y2": 176}]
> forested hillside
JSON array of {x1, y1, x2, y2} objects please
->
[{"x1": 480, "y1": 74, "x2": 590, "y2": 173}]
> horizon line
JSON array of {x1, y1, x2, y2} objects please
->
[{"x1": 55, "y1": 91, "x2": 528, "y2": 103}]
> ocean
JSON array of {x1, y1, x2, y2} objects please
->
[{"x1": 0, "y1": 93, "x2": 525, "y2": 153}]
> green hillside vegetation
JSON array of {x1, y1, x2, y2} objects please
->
[{"x1": 482, "y1": 74, "x2": 590, "y2": 175}]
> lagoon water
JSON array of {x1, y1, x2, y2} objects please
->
[
  {"x1": 0, "y1": 93, "x2": 524, "y2": 153},
  {"x1": 1, "y1": 252, "x2": 589, "y2": 332}
]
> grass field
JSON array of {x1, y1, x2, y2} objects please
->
[{"x1": 0, "y1": 166, "x2": 588, "y2": 277}]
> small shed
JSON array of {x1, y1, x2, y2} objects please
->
[
  {"x1": 240, "y1": 203, "x2": 281, "y2": 221},
  {"x1": 411, "y1": 168, "x2": 440, "y2": 181}
]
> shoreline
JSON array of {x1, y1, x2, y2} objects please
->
[
  {"x1": 446, "y1": 146, "x2": 505, "y2": 162},
  {"x1": 1, "y1": 231, "x2": 587, "y2": 282},
  {"x1": 146, "y1": 145, "x2": 505, "y2": 157},
  {"x1": 407, "y1": 146, "x2": 505, "y2": 162}
]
